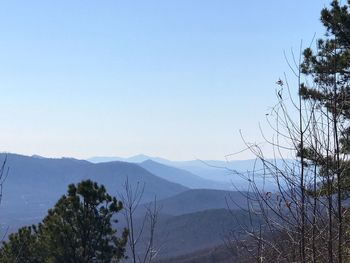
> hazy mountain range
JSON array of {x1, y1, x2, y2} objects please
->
[
  {"x1": 142, "y1": 189, "x2": 249, "y2": 216},
  {"x1": 148, "y1": 208, "x2": 260, "y2": 259},
  {"x1": 87, "y1": 154, "x2": 255, "y2": 184},
  {"x1": 0, "y1": 153, "x2": 271, "y2": 260},
  {"x1": 0, "y1": 154, "x2": 187, "y2": 229},
  {"x1": 88, "y1": 154, "x2": 286, "y2": 190},
  {"x1": 139, "y1": 160, "x2": 230, "y2": 190}
]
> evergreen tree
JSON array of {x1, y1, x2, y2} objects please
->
[
  {"x1": 301, "y1": 0, "x2": 350, "y2": 193},
  {"x1": 299, "y1": 1, "x2": 350, "y2": 261},
  {"x1": 0, "y1": 180, "x2": 128, "y2": 263},
  {"x1": 0, "y1": 226, "x2": 42, "y2": 263},
  {"x1": 234, "y1": 1, "x2": 350, "y2": 262}
]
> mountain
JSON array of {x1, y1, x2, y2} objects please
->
[
  {"x1": 137, "y1": 209, "x2": 261, "y2": 259},
  {"x1": 87, "y1": 154, "x2": 171, "y2": 164},
  {"x1": 86, "y1": 156, "x2": 126, "y2": 163},
  {"x1": 0, "y1": 153, "x2": 188, "y2": 229},
  {"x1": 156, "y1": 244, "x2": 235, "y2": 263},
  {"x1": 87, "y1": 154, "x2": 268, "y2": 173},
  {"x1": 142, "y1": 189, "x2": 249, "y2": 216},
  {"x1": 139, "y1": 160, "x2": 230, "y2": 190},
  {"x1": 87, "y1": 155, "x2": 245, "y2": 187},
  {"x1": 87, "y1": 155, "x2": 286, "y2": 190}
]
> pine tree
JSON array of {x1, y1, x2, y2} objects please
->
[
  {"x1": 300, "y1": 1, "x2": 350, "y2": 262},
  {"x1": 0, "y1": 180, "x2": 128, "y2": 263},
  {"x1": 233, "y1": 1, "x2": 350, "y2": 262},
  {"x1": 0, "y1": 226, "x2": 42, "y2": 263},
  {"x1": 301, "y1": 0, "x2": 350, "y2": 188}
]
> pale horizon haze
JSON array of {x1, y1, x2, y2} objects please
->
[{"x1": 0, "y1": 1, "x2": 330, "y2": 161}]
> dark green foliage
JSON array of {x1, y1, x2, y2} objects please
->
[
  {"x1": 300, "y1": 0, "x2": 350, "y2": 196},
  {"x1": 0, "y1": 226, "x2": 43, "y2": 263},
  {"x1": 321, "y1": 0, "x2": 350, "y2": 48},
  {"x1": 0, "y1": 180, "x2": 128, "y2": 263},
  {"x1": 301, "y1": 1, "x2": 350, "y2": 113}
]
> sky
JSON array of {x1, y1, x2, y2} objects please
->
[{"x1": 0, "y1": 0, "x2": 332, "y2": 161}]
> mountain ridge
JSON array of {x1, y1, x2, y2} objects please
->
[
  {"x1": 139, "y1": 159, "x2": 230, "y2": 190},
  {"x1": 0, "y1": 153, "x2": 188, "y2": 229}
]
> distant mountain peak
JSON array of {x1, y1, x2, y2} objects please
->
[
  {"x1": 141, "y1": 159, "x2": 158, "y2": 165},
  {"x1": 131, "y1": 154, "x2": 150, "y2": 159},
  {"x1": 31, "y1": 154, "x2": 46, "y2": 159},
  {"x1": 127, "y1": 154, "x2": 153, "y2": 163}
]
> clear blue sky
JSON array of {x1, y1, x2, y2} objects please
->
[{"x1": 0, "y1": 0, "x2": 331, "y2": 160}]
